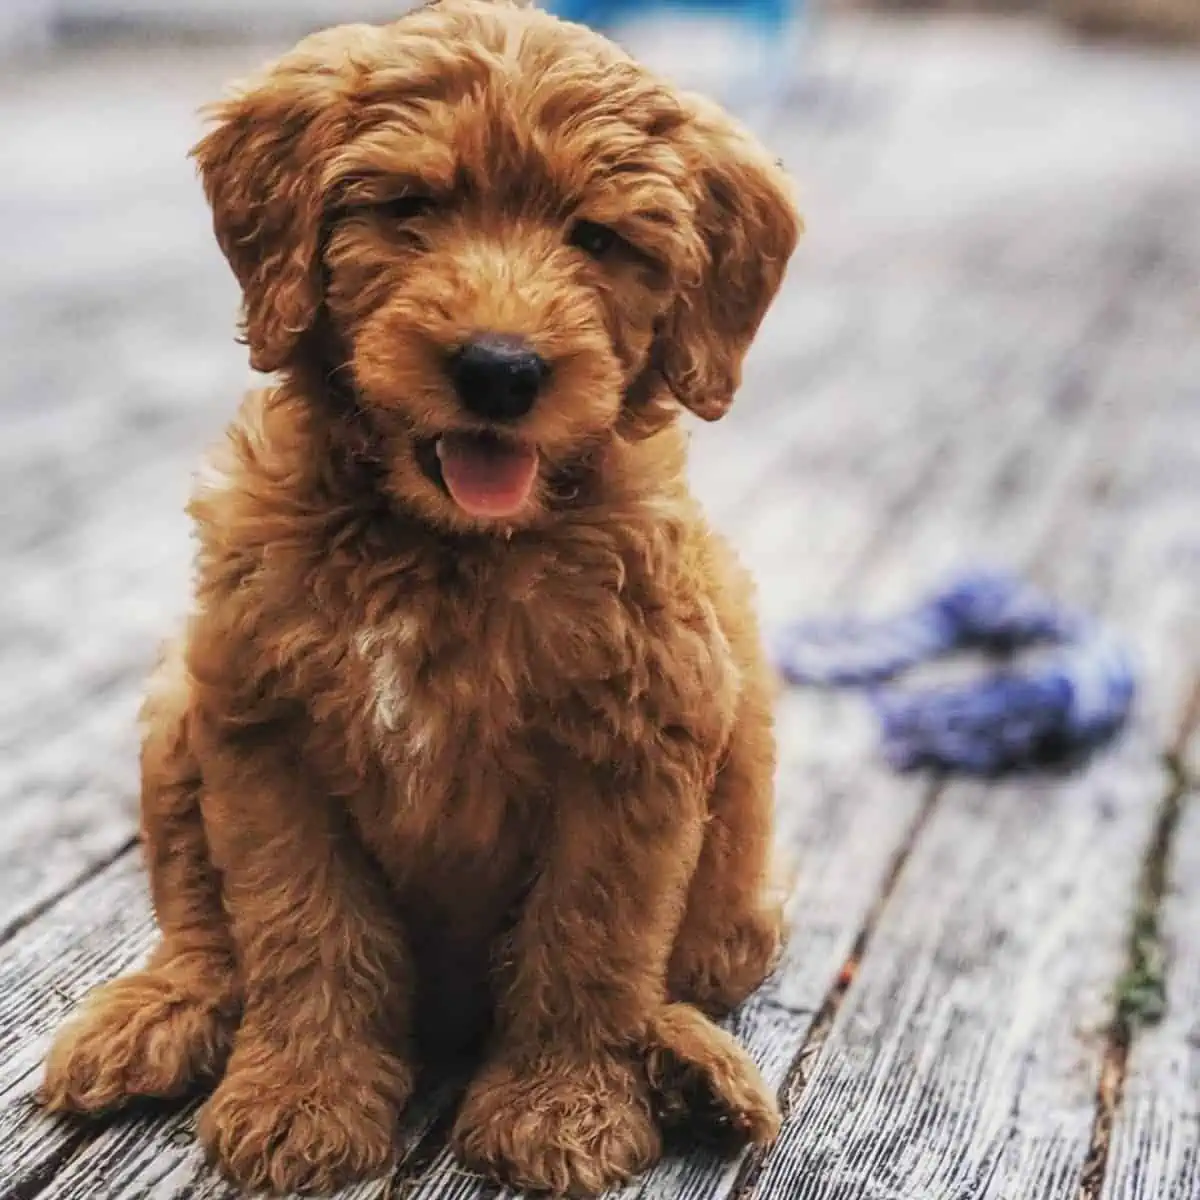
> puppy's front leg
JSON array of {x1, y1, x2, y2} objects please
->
[
  {"x1": 194, "y1": 734, "x2": 415, "y2": 1195},
  {"x1": 452, "y1": 740, "x2": 706, "y2": 1196}
]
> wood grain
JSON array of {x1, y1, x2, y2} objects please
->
[
  {"x1": 1099, "y1": 788, "x2": 1200, "y2": 1200},
  {"x1": 739, "y1": 223, "x2": 1200, "y2": 1200}
]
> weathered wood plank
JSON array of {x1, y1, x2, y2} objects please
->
[
  {"x1": 1098, "y1": 784, "x2": 1200, "y2": 1200},
  {"x1": 739, "y1": 259, "x2": 1200, "y2": 1199},
  {"x1": 0, "y1": 41, "x2": 256, "y2": 936},
  {"x1": 749, "y1": 741, "x2": 1171, "y2": 1200},
  {"x1": 0, "y1": 855, "x2": 156, "y2": 1182}
]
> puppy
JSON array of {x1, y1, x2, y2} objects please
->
[{"x1": 38, "y1": 1, "x2": 801, "y2": 1194}]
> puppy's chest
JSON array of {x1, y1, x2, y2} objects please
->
[
  {"x1": 346, "y1": 587, "x2": 736, "y2": 806},
  {"x1": 348, "y1": 582, "x2": 633, "y2": 762}
]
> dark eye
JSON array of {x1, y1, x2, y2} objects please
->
[
  {"x1": 569, "y1": 219, "x2": 620, "y2": 260},
  {"x1": 376, "y1": 194, "x2": 436, "y2": 222}
]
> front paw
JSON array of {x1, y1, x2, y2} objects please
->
[
  {"x1": 198, "y1": 1042, "x2": 413, "y2": 1194},
  {"x1": 646, "y1": 1003, "x2": 780, "y2": 1150},
  {"x1": 453, "y1": 1052, "x2": 661, "y2": 1196},
  {"x1": 38, "y1": 968, "x2": 237, "y2": 1114}
]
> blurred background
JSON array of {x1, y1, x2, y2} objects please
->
[
  {"x1": 1, "y1": 6, "x2": 1198, "y2": 1197},
  {"x1": 0, "y1": 6, "x2": 1199, "y2": 1196},
  {"x1": 0, "y1": 0, "x2": 1197, "y2": 907}
]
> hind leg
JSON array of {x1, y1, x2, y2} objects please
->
[
  {"x1": 40, "y1": 641, "x2": 240, "y2": 1113},
  {"x1": 668, "y1": 659, "x2": 783, "y2": 1017}
]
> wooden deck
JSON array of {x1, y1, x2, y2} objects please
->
[{"x1": 1, "y1": 13, "x2": 1198, "y2": 1200}]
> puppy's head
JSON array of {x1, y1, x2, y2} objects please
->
[{"x1": 194, "y1": 0, "x2": 800, "y2": 532}]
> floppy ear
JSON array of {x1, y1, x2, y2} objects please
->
[
  {"x1": 659, "y1": 96, "x2": 802, "y2": 421},
  {"x1": 191, "y1": 40, "x2": 356, "y2": 374}
]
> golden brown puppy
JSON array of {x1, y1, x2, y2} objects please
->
[{"x1": 39, "y1": 1, "x2": 801, "y2": 1194}]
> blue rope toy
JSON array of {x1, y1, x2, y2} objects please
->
[{"x1": 772, "y1": 570, "x2": 1136, "y2": 775}]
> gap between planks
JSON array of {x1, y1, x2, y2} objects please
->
[
  {"x1": 1078, "y1": 669, "x2": 1200, "y2": 1200},
  {"x1": 1077, "y1": 752, "x2": 1193, "y2": 1200}
]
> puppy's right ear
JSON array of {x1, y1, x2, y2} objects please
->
[{"x1": 191, "y1": 41, "x2": 355, "y2": 374}]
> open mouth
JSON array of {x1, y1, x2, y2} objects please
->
[{"x1": 416, "y1": 431, "x2": 540, "y2": 520}]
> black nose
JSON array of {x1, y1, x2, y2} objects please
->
[{"x1": 448, "y1": 334, "x2": 548, "y2": 422}]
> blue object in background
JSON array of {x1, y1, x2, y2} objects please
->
[
  {"x1": 551, "y1": 0, "x2": 794, "y2": 31},
  {"x1": 547, "y1": 0, "x2": 803, "y2": 117},
  {"x1": 773, "y1": 570, "x2": 1137, "y2": 776}
]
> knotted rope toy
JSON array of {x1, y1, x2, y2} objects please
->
[{"x1": 772, "y1": 570, "x2": 1136, "y2": 775}]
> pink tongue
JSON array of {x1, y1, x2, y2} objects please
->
[{"x1": 436, "y1": 434, "x2": 539, "y2": 518}]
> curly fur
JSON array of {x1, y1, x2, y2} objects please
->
[{"x1": 39, "y1": 1, "x2": 801, "y2": 1193}]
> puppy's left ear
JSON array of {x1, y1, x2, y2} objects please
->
[
  {"x1": 191, "y1": 35, "x2": 358, "y2": 374},
  {"x1": 659, "y1": 96, "x2": 802, "y2": 421}
]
